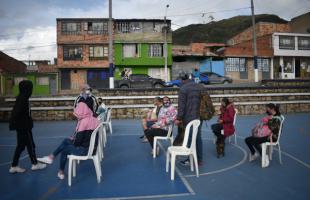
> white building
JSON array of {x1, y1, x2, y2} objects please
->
[{"x1": 272, "y1": 32, "x2": 310, "y2": 79}]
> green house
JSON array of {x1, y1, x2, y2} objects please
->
[
  {"x1": 114, "y1": 19, "x2": 172, "y2": 81},
  {"x1": 4, "y1": 73, "x2": 58, "y2": 96}
]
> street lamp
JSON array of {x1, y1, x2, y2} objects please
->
[
  {"x1": 164, "y1": 4, "x2": 169, "y2": 82},
  {"x1": 108, "y1": 0, "x2": 114, "y2": 88}
]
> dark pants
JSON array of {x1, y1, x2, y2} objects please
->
[
  {"x1": 245, "y1": 136, "x2": 269, "y2": 155},
  {"x1": 52, "y1": 138, "x2": 88, "y2": 171},
  {"x1": 12, "y1": 129, "x2": 38, "y2": 166},
  {"x1": 145, "y1": 128, "x2": 168, "y2": 148},
  {"x1": 211, "y1": 123, "x2": 225, "y2": 144}
]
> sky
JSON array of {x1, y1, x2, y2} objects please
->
[{"x1": 0, "y1": 0, "x2": 309, "y2": 62}]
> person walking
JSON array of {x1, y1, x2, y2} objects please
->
[{"x1": 9, "y1": 80, "x2": 47, "y2": 173}]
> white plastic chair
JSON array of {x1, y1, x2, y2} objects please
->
[
  {"x1": 261, "y1": 116, "x2": 285, "y2": 168},
  {"x1": 153, "y1": 124, "x2": 174, "y2": 158},
  {"x1": 101, "y1": 108, "x2": 112, "y2": 134},
  {"x1": 98, "y1": 122, "x2": 107, "y2": 161},
  {"x1": 166, "y1": 119, "x2": 201, "y2": 180},
  {"x1": 67, "y1": 125, "x2": 101, "y2": 186},
  {"x1": 214, "y1": 108, "x2": 238, "y2": 144}
]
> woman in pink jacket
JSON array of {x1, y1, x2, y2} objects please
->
[
  {"x1": 38, "y1": 102, "x2": 99, "y2": 180},
  {"x1": 211, "y1": 98, "x2": 236, "y2": 158}
]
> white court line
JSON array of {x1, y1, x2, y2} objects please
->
[
  {"x1": 158, "y1": 142, "x2": 195, "y2": 195},
  {"x1": 184, "y1": 143, "x2": 248, "y2": 177},
  {"x1": 67, "y1": 193, "x2": 192, "y2": 200},
  {"x1": 0, "y1": 155, "x2": 29, "y2": 167}
]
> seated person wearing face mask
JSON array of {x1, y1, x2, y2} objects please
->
[
  {"x1": 73, "y1": 84, "x2": 98, "y2": 114},
  {"x1": 144, "y1": 96, "x2": 177, "y2": 156},
  {"x1": 244, "y1": 103, "x2": 283, "y2": 164}
]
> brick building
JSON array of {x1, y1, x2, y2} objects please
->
[
  {"x1": 221, "y1": 22, "x2": 291, "y2": 82},
  {"x1": 56, "y1": 18, "x2": 110, "y2": 90}
]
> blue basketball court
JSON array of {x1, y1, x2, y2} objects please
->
[{"x1": 0, "y1": 113, "x2": 309, "y2": 200}]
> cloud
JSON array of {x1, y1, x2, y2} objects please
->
[{"x1": 0, "y1": 0, "x2": 309, "y2": 61}]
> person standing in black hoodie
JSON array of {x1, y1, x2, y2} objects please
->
[{"x1": 9, "y1": 80, "x2": 46, "y2": 173}]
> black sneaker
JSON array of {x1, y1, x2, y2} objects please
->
[
  {"x1": 179, "y1": 159, "x2": 190, "y2": 166},
  {"x1": 139, "y1": 135, "x2": 144, "y2": 139}
]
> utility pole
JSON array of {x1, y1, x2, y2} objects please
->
[
  {"x1": 164, "y1": 4, "x2": 169, "y2": 82},
  {"x1": 108, "y1": 0, "x2": 114, "y2": 88},
  {"x1": 251, "y1": 0, "x2": 258, "y2": 82}
]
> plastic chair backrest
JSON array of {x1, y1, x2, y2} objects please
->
[
  {"x1": 233, "y1": 109, "x2": 238, "y2": 126},
  {"x1": 181, "y1": 119, "x2": 201, "y2": 149},
  {"x1": 86, "y1": 125, "x2": 100, "y2": 158},
  {"x1": 274, "y1": 115, "x2": 285, "y2": 145},
  {"x1": 167, "y1": 124, "x2": 174, "y2": 138},
  {"x1": 106, "y1": 108, "x2": 111, "y2": 122}
]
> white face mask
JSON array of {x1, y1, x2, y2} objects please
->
[{"x1": 85, "y1": 89, "x2": 91, "y2": 95}]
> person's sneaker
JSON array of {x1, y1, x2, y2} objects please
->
[
  {"x1": 249, "y1": 152, "x2": 260, "y2": 162},
  {"x1": 31, "y1": 163, "x2": 47, "y2": 171},
  {"x1": 141, "y1": 136, "x2": 148, "y2": 143},
  {"x1": 9, "y1": 166, "x2": 26, "y2": 173},
  {"x1": 180, "y1": 159, "x2": 190, "y2": 166},
  {"x1": 139, "y1": 135, "x2": 144, "y2": 139},
  {"x1": 37, "y1": 156, "x2": 53, "y2": 164},
  {"x1": 57, "y1": 172, "x2": 65, "y2": 180}
]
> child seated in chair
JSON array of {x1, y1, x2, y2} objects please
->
[
  {"x1": 38, "y1": 102, "x2": 99, "y2": 180},
  {"x1": 244, "y1": 103, "x2": 282, "y2": 165}
]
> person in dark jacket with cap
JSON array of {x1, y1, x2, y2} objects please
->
[
  {"x1": 174, "y1": 71, "x2": 204, "y2": 166},
  {"x1": 9, "y1": 80, "x2": 46, "y2": 173}
]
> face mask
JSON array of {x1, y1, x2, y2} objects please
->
[
  {"x1": 85, "y1": 90, "x2": 91, "y2": 95},
  {"x1": 163, "y1": 101, "x2": 171, "y2": 107}
]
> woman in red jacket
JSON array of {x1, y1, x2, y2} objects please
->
[{"x1": 211, "y1": 98, "x2": 236, "y2": 158}]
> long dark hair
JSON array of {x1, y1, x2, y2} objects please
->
[
  {"x1": 266, "y1": 103, "x2": 281, "y2": 116},
  {"x1": 221, "y1": 97, "x2": 230, "y2": 107}
]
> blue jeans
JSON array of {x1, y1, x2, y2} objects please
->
[
  {"x1": 53, "y1": 138, "x2": 88, "y2": 171},
  {"x1": 187, "y1": 120, "x2": 203, "y2": 162}
]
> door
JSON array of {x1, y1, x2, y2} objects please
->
[
  {"x1": 87, "y1": 69, "x2": 109, "y2": 89},
  {"x1": 49, "y1": 76, "x2": 57, "y2": 95},
  {"x1": 61, "y1": 70, "x2": 71, "y2": 90},
  {"x1": 239, "y1": 58, "x2": 248, "y2": 79},
  {"x1": 295, "y1": 59, "x2": 300, "y2": 78}
]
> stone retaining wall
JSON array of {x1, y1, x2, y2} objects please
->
[{"x1": 0, "y1": 86, "x2": 309, "y2": 121}]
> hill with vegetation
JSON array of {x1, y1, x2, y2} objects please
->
[{"x1": 172, "y1": 14, "x2": 287, "y2": 45}]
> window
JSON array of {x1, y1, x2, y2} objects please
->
[
  {"x1": 14, "y1": 77, "x2": 27, "y2": 86},
  {"x1": 279, "y1": 36, "x2": 295, "y2": 50},
  {"x1": 117, "y1": 22, "x2": 130, "y2": 33},
  {"x1": 257, "y1": 58, "x2": 270, "y2": 72},
  {"x1": 89, "y1": 46, "x2": 108, "y2": 60},
  {"x1": 148, "y1": 44, "x2": 163, "y2": 57},
  {"x1": 61, "y1": 22, "x2": 81, "y2": 35},
  {"x1": 86, "y1": 22, "x2": 108, "y2": 34},
  {"x1": 298, "y1": 37, "x2": 310, "y2": 50},
  {"x1": 36, "y1": 77, "x2": 49, "y2": 85},
  {"x1": 63, "y1": 46, "x2": 83, "y2": 60},
  {"x1": 123, "y1": 44, "x2": 139, "y2": 58},
  {"x1": 225, "y1": 58, "x2": 246, "y2": 72}
]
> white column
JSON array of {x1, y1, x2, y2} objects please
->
[{"x1": 270, "y1": 58, "x2": 274, "y2": 79}]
